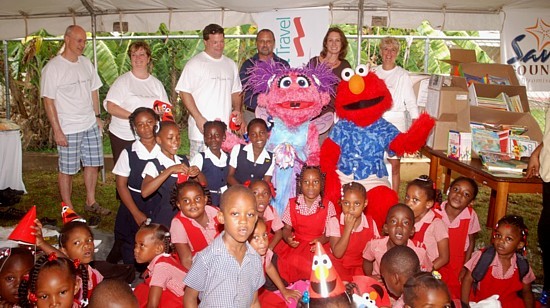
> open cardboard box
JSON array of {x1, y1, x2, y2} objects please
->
[
  {"x1": 440, "y1": 49, "x2": 477, "y2": 75},
  {"x1": 468, "y1": 83, "x2": 530, "y2": 112},
  {"x1": 460, "y1": 62, "x2": 520, "y2": 86},
  {"x1": 427, "y1": 100, "x2": 470, "y2": 150},
  {"x1": 426, "y1": 86, "x2": 469, "y2": 119},
  {"x1": 470, "y1": 106, "x2": 543, "y2": 142}
]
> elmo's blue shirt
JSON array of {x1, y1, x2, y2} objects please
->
[{"x1": 329, "y1": 118, "x2": 399, "y2": 179}]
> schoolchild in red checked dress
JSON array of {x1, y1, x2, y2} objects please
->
[
  {"x1": 246, "y1": 179, "x2": 284, "y2": 250},
  {"x1": 170, "y1": 180, "x2": 222, "y2": 271},
  {"x1": 461, "y1": 215, "x2": 535, "y2": 308},
  {"x1": 133, "y1": 223, "x2": 186, "y2": 308},
  {"x1": 405, "y1": 176, "x2": 449, "y2": 270},
  {"x1": 326, "y1": 182, "x2": 379, "y2": 282},
  {"x1": 434, "y1": 177, "x2": 481, "y2": 299},
  {"x1": 275, "y1": 165, "x2": 336, "y2": 283}
]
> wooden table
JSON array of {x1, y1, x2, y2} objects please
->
[{"x1": 421, "y1": 146, "x2": 542, "y2": 227}]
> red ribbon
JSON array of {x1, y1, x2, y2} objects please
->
[
  {"x1": 177, "y1": 173, "x2": 189, "y2": 184},
  {"x1": 73, "y1": 258, "x2": 81, "y2": 268},
  {"x1": 47, "y1": 252, "x2": 57, "y2": 262}
]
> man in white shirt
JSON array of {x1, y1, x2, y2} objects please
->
[
  {"x1": 176, "y1": 23, "x2": 243, "y2": 158},
  {"x1": 41, "y1": 25, "x2": 109, "y2": 215}
]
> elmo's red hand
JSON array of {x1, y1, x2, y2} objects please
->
[{"x1": 389, "y1": 113, "x2": 435, "y2": 156}]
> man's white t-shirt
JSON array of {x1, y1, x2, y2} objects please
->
[
  {"x1": 41, "y1": 55, "x2": 102, "y2": 134},
  {"x1": 104, "y1": 71, "x2": 169, "y2": 140},
  {"x1": 175, "y1": 51, "x2": 241, "y2": 141}
]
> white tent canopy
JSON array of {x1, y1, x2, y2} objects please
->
[{"x1": 1, "y1": 0, "x2": 549, "y2": 39}]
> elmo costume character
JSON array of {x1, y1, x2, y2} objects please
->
[
  {"x1": 320, "y1": 65, "x2": 434, "y2": 230},
  {"x1": 246, "y1": 61, "x2": 338, "y2": 215}
]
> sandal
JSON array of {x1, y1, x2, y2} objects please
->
[
  {"x1": 84, "y1": 202, "x2": 111, "y2": 216},
  {"x1": 87, "y1": 216, "x2": 101, "y2": 228}
]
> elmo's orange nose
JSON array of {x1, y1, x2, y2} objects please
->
[{"x1": 349, "y1": 74, "x2": 365, "y2": 94}]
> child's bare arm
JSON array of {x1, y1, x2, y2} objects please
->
[
  {"x1": 265, "y1": 261, "x2": 301, "y2": 302},
  {"x1": 146, "y1": 286, "x2": 163, "y2": 308},
  {"x1": 251, "y1": 291, "x2": 261, "y2": 308},
  {"x1": 268, "y1": 229, "x2": 283, "y2": 250},
  {"x1": 362, "y1": 259, "x2": 373, "y2": 276},
  {"x1": 142, "y1": 164, "x2": 189, "y2": 197},
  {"x1": 282, "y1": 224, "x2": 299, "y2": 248},
  {"x1": 330, "y1": 214, "x2": 356, "y2": 258},
  {"x1": 174, "y1": 243, "x2": 193, "y2": 270},
  {"x1": 432, "y1": 238, "x2": 450, "y2": 270},
  {"x1": 523, "y1": 282, "x2": 535, "y2": 308},
  {"x1": 227, "y1": 166, "x2": 240, "y2": 186},
  {"x1": 183, "y1": 287, "x2": 199, "y2": 308},
  {"x1": 262, "y1": 175, "x2": 272, "y2": 183},
  {"x1": 460, "y1": 268, "x2": 474, "y2": 305},
  {"x1": 32, "y1": 219, "x2": 65, "y2": 257},
  {"x1": 460, "y1": 233, "x2": 477, "y2": 281}
]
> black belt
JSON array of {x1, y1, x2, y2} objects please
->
[{"x1": 245, "y1": 106, "x2": 256, "y2": 113}]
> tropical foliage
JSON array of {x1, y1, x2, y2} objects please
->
[{"x1": 1, "y1": 21, "x2": 492, "y2": 150}]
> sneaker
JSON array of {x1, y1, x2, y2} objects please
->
[
  {"x1": 87, "y1": 216, "x2": 101, "y2": 229},
  {"x1": 540, "y1": 289, "x2": 549, "y2": 305}
]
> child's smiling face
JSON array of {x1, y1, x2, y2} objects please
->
[
  {"x1": 156, "y1": 125, "x2": 181, "y2": 157},
  {"x1": 447, "y1": 180, "x2": 475, "y2": 212},
  {"x1": 248, "y1": 123, "x2": 268, "y2": 151},
  {"x1": 383, "y1": 205, "x2": 415, "y2": 246}
]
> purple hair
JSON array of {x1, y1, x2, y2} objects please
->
[{"x1": 244, "y1": 60, "x2": 339, "y2": 96}]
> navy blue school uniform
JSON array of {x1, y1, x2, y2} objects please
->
[
  {"x1": 229, "y1": 143, "x2": 274, "y2": 184},
  {"x1": 190, "y1": 148, "x2": 229, "y2": 207},
  {"x1": 111, "y1": 141, "x2": 161, "y2": 264},
  {"x1": 142, "y1": 153, "x2": 190, "y2": 228}
]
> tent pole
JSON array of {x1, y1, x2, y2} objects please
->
[
  {"x1": 356, "y1": 0, "x2": 364, "y2": 64},
  {"x1": 89, "y1": 14, "x2": 105, "y2": 184},
  {"x1": 3, "y1": 40, "x2": 10, "y2": 119}
]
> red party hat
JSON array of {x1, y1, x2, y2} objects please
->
[
  {"x1": 8, "y1": 206, "x2": 37, "y2": 245},
  {"x1": 61, "y1": 203, "x2": 86, "y2": 224},
  {"x1": 308, "y1": 242, "x2": 346, "y2": 299}
]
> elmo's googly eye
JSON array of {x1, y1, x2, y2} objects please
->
[
  {"x1": 278, "y1": 76, "x2": 292, "y2": 88},
  {"x1": 341, "y1": 68, "x2": 354, "y2": 81},
  {"x1": 355, "y1": 64, "x2": 369, "y2": 76}
]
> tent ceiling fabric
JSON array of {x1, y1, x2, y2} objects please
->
[{"x1": 1, "y1": 0, "x2": 549, "y2": 39}]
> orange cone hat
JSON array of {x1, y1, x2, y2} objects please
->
[
  {"x1": 8, "y1": 206, "x2": 37, "y2": 245},
  {"x1": 308, "y1": 242, "x2": 346, "y2": 299},
  {"x1": 61, "y1": 203, "x2": 86, "y2": 224}
]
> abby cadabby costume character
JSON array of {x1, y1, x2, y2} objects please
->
[
  {"x1": 320, "y1": 65, "x2": 435, "y2": 230},
  {"x1": 245, "y1": 61, "x2": 338, "y2": 215}
]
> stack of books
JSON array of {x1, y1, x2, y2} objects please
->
[
  {"x1": 479, "y1": 151, "x2": 528, "y2": 174},
  {"x1": 475, "y1": 92, "x2": 523, "y2": 112}
]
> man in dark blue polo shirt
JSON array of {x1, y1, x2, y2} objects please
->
[{"x1": 239, "y1": 29, "x2": 290, "y2": 124}]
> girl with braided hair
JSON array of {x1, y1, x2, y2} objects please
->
[
  {"x1": 462, "y1": 215, "x2": 535, "y2": 308},
  {"x1": 18, "y1": 253, "x2": 88, "y2": 308},
  {"x1": 34, "y1": 220, "x2": 103, "y2": 301},
  {"x1": 133, "y1": 220, "x2": 186, "y2": 308},
  {"x1": 0, "y1": 247, "x2": 34, "y2": 307},
  {"x1": 403, "y1": 271, "x2": 453, "y2": 308},
  {"x1": 274, "y1": 164, "x2": 337, "y2": 283},
  {"x1": 405, "y1": 175, "x2": 449, "y2": 270}
]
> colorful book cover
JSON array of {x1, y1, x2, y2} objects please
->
[
  {"x1": 447, "y1": 130, "x2": 460, "y2": 160},
  {"x1": 472, "y1": 128, "x2": 501, "y2": 155}
]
